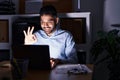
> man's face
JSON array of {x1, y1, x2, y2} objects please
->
[{"x1": 40, "y1": 15, "x2": 58, "y2": 35}]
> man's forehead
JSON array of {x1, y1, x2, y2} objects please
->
[
  {"x1": 40, "y1": 14, "x2": 55, "y2": 18},
  {"x1": 40, "y1": 15, "x2": 55, "y2": 21}
]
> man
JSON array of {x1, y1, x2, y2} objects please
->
[{"x1": 23, "y1": 5, "x2": 78, "y2": 68}]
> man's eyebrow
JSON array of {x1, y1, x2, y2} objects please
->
[{"x1": 49, "y1": 18, "x2": 54, "y2": 21}]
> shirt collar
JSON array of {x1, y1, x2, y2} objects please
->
[{"x1": 41, "y1": 29, "x2": 58, "y2": 38}]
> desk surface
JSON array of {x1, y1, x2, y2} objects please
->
[
  {"x1": 25, "y1": 64, "x2": 93, "y2": 80},
  {"x1": 0, "y1": 61, "x2": 93, "y2": 80}
]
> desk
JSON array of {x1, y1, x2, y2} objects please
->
[
  {"x1": 0, "y1": 61, "x2": 93, "y2": 80},
  {"x1": 25, "y1": 64, "x2": 93, "y2": 80}
]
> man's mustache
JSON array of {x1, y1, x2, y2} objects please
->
[{"x1": 43, "y1": 26, "x2": 55, "y2": 28}]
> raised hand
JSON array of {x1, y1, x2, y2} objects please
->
[{"x1": 23, "y1": 26, "x2": 37, "y2": 45}]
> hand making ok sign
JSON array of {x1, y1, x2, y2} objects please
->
[{"x1": 23, "y1": 26, "x2": 37, "y2": 45}]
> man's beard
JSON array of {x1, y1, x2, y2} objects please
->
[{"x1": 42, "y1": 26, "x2": 56, "y2": 35}]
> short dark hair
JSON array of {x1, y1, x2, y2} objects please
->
[{"x1": 39, "y1": 5, "x2": 57, "y2": 17}]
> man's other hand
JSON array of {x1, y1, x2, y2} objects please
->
[{"x1": 50, "y1": 58, "x2": 62, "y2": 68}]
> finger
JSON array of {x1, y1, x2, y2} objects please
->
[
  {"x1": 32, "y1": 35, "x2": 37, "y2": 40},
  {"x1": 27, "y1": 27, "x2": 30, "y2": 35},
  {"x1": 30, "y1": 26, "x2": 34, "y2": 34},
  {"x1": 50, "y1": 60, "x2": 53, "y2": 67},
  {"x1": 23, "y1": 30, "x2": 27, "y2": 36},
  {"x1": 50, "y1": 59, "x2": 52, "y2": 63},
  {"x1": 51, "y1": 61, "x2": 55, "y2": 68},
  {"x1": 52, "y1": 62, "x2": 55, "y2": 68}
]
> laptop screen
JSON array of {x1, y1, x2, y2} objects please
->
[{"x1": 12, "y1": 45, "x2": 51, "y2": 70}]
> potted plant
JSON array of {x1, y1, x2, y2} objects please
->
[{"x1": 90, "y1": 29, "x2": 120, "y2": 80}]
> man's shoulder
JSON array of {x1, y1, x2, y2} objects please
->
[
  {"x1": 33, "y1": 30, "x2": 44, "y2": 36},
  {"x1": 57, "y1": 29, "x2": 72, "y2": 35}
]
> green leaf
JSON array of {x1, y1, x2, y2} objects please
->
[{"x1": 90, "y1": 29, "x2": 120, "y2": 63}]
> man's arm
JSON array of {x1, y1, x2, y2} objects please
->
[{"x1": 62, "y1": 32, "x2": 78, "y2": 64}]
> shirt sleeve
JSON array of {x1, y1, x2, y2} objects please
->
[{"x1": 61, "y1": 32, "x2": 78, "y2": 64}]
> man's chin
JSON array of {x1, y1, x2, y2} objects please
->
[{"x1": 43, "y1": 29, "x2": 55, "y2": 35}]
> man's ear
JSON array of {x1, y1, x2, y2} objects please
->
[{"x1": 56, "y1": 17, "x2": 59, "y2": 24}]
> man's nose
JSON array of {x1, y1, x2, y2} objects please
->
[{"x1": 44, "y1": 22, "x2": 49, "y2": 27}]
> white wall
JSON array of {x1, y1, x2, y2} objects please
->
[
  {"x1": 104, "y1": 0, "x2": 120, "y2": 31},
  {"x1": 80, "y1": 0, "x2": 105, "y2": 42}
]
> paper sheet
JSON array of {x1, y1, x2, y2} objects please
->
[{"x1": 55, "y1": 64, "x2": 92, "y2": 74}]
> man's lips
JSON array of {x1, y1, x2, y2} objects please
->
[{"x1": 43, "y1": 27, "x2": 51, "y2": 30}]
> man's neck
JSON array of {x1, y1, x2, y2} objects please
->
[{"x1": 47, "y1": 33, "x2": 52, "y2": 37}]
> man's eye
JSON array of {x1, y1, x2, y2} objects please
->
[{"x1": 48, "y1": 21, "x2": 53, "y2": 24}]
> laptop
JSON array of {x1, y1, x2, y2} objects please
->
[{"x1": 11, "y1": 45, "x2": 51, "y2": 70}]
